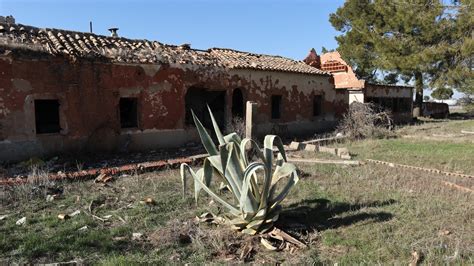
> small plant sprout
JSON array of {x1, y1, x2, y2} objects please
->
[{"x1": 180, "y1": 107, "x2": 299, "y2": 235}]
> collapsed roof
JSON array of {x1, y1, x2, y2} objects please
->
[{"x1": 0, "y1": 22, "x2": 329, "y2": 76}]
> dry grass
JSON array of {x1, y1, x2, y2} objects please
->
[
  {"x1": 294, "y1": 162, "x2": 473, "y2": 264},
  {"x1": 1, "y1": 119, "x2": 473, "y2": 264}
]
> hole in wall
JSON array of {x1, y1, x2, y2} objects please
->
[
  {"x1": 232, "y1": 88, "x2": 244, "y2": 118},
  {"x1": 185, "y1": 87, "x2": 226, "y2": 129},
  {"x1": 35, "y1": 99, "x2": 60, "y2": 134},
  {"x1": 119, "y1": 97, "x2": 138, "y2": 128},
  {"x1": 271, "y1": 95, "x2": 282, "y2": 119},
  {"x1": 313, "y1": 95, "x2": 323, "y2": 116}
]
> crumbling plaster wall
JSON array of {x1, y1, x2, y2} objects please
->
[
  {"x1": 0, "y1": 52, "x2": 344, "y2": 162},
  {"x1": 364, "y1": 84, "x2": 413, "y2": 123},
  {"x1": 365, "y1": 84, "x2": 413, "y2": 98},
  {"x1": 227, "y1": 69, "x2": 344, "y2": 137}
]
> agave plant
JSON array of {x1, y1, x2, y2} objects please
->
[{"x1": 180, "y1": 107, "x2": 299, "y2": 235}]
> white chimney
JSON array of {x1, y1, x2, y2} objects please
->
[{"x1": 108, "y1": 27, "x2": 119, "y2": 37}]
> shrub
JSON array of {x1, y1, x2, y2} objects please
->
[
  {"x1": 225, "y1": 116, "x2": 246, "y2": 138},
  {"x1": 337, "y1": 102, "x2": 394, "y2": 140}
]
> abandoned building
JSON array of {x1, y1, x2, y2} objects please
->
[
  {"x1": 304, "y1": 49, "x2": 413, "y2": 123},
  {"x1": 0, "y1": 20, "x2": 352, "y2": 162}
]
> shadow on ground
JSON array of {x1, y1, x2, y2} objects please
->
[{"x1": 277, "y1": 198, "x2": 396, "y2": 234}]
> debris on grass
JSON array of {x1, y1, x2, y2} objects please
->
[
  {"x1": 267, "y1": 227, "x2": 307, "y2": 249},
  {"x1": 132, "y1": 232, "x2": 143, "y2": 241},
  {"x1": 0, "y1": 214, "x2": 8, "y2": 221},
  {"x1": 16, "y1": 216, "x2": 26, "y2": 225},
  {"x1": 69, "y1": 210, "x2": 81, "y2": 217},
  {"x1": 77, "y1": 225, "x2": 88, "y2": 231},
  {"x1": 142, "y1": 197, "x2": 156, "y2": 205},
  {"x1": 409, "y1": 250, "x2": 424, "y2": 266},
  {"x1": 94, "y1": 173, "x2": 113, "y2": 183},
  {"x1": 438, "y1": 229, "x2": 451, "y2": 236},
  {"x1": 260, "y1": 238, "x2": 278, "y2": 251},
  {"x1": 57, "y1": 213, "x2": 70, "y2": 220},
  {"x1": 240, "y1": 240, "x2": 257, "y2": 261},
  {"x1": 195, "y1": 212, "x2": 226, "y2": 224},
  {"x1": 442, "y1": 181, "x2": 473, "y2": 193},
  {"x1": 46, "y1": 194, "x2": 61, "y2": 202}
]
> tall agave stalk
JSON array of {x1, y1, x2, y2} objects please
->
[{"x1": 181, "y1": 107, "x2": 299, "y2": 235}]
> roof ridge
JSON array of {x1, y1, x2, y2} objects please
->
[
  {"x1": 0, "y1": 22, "x2": 199, "y2": 51},
  {"x1": 0, "y1": 21, "x2": 330, "y2": 75},
  {"x1": 209, "y1": 47, "x2": 305, "y2": 62}
]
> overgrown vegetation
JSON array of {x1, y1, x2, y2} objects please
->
[
  {"x1": 337, "y1": 102, "x2": 394, "y2": 140},
  {"x1": 225, "y1": 116, "x2": 246, "y2": 138}
]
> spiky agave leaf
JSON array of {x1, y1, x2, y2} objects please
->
[
  {"x1": 181, "y1": 163, "x2": 240, "y2": 216},
  {"x1": 181, "y1": 108, "x2": 299, "y2": 235}
]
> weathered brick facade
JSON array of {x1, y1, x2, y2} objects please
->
[
  {"x1": 0, "y1": 22, "x2": 346, "y2": 162},
  {"x1": 304, "y1": 49, "x2": 413, "y2": 123}
]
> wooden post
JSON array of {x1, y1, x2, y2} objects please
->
[{"x1": 245, "y1": 101, "x2": 257, "y2": 139}]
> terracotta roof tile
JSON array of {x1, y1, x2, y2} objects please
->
[
  {"x1": 0, "y1": 22, "x2": 329, "y2": 76},
  {"x1": 209, "y1": 48, "x2": 329, "y2": 75}
]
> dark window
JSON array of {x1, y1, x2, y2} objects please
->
[
  {"x1": 380, "y1": 98, "x2": 393, "y2": 110},
  {"x1": 231, "y1": 88, "x2": 244, "y2": 118},
  {"x1": 393, "y1": 98, "x2": 400, "y2": 112},
  {"x1": 120, "y1": 98, "x2": 138, "y2": 128},
  {"x1": 271, "y1": 95, "x2": 282, "y2": 119},
  {"x1": 313, "y1": 95, "x2": 323, "y2": 116},
  {"x1": 399, "y1": 98, "x2": 411, "y2": 112},
  {"x1": 35, "y1": 99, "x2": 60, "y2": 134},
  {"x1": 185, "y1": 87, "x2": 226, "y2": 128}
]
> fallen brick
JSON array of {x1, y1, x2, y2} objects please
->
[
  {"x1": 319, "y1": 146, "x2": 337, "y2": 155},
  {"x1": 289, "y1": 141, "x2": 303, "y2": 151},
  {"x1": 0, "y1": 154, "x2": 207, "y2": 186},
  {"x1": 304, "y1": 144, "x2": 318, "y2": 152},
  {"x1": 337, "y1": 147, "x2": 349, "y2": 156},
  {"x1": 340, "y1": 154, "x2": 352, "y2": 160}
]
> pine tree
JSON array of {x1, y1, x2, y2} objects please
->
[
  {"x1": 329, "y1": 0, "x2": 472, "y2": 116},
  {"x1": 431, "y1": 0, "x2": 473, "y2": 96},
  {"x1": 431, "y1": 87, "x2": 454, "y2": 101}
]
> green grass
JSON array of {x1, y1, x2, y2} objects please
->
[
  {"x1": 348, "y1": 138, "x2": 474, "y2": 174},
  {"x1": 1, "y1": 119, "x2": 473, "y2": 264}
]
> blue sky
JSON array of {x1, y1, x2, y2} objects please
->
[
  {"x1": 1, "y1": 0, "x2": 460, "y2": 99},
  {"x1": 0, "y1": 0, "x2": 344, "y2": 61}
]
